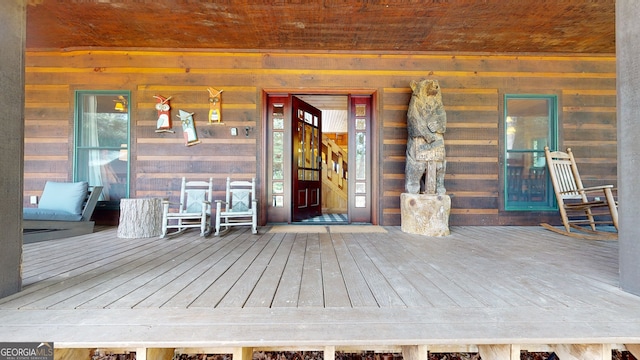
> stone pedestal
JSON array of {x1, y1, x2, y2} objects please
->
[
  {"x1": 400, "y1": 193, "x2": 451, "y2": 236},
  {"x1": 117, "y1": 198, "x2": 163, "y2": 238}
]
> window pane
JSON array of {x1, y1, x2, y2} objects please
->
[
  {"x1": 76, "y1": 149, "x2": 127, "y2": 202},
  {"x1": 305, "y1": 123, "x2": 313, "y2": 168},
  {"x1": 78, "y1": 95, "x2": 128, "y2": 148},
  {"x1": 75, "y1": 92, "x2": 130, "y2": 205},
  {"x1": 504, "y1": 95, "x2": 556, "y2": 211},
  {"x1": 506, "y1": 98, "x2": 549, "y2": 151},
  {"x1": 355, "y1": 132, "x2": 366, "y2": 180}
]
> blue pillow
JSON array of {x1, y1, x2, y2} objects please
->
[{"x1": 38, "y1": 181, "x2": 88, "y2": 215}]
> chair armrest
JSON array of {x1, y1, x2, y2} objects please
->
[
  {"x1": 162, "y1": 201, "x2": 183, "y2": 212},
  {"x1": 81, "y1": 185, "x2": 103, "y2": 221},
  {"x1": 560, "y1": 185, "x2": 614, "y2": 195},
  {"x1": 579, "y1": 184, "x2": 614, "y2": 192},
  {"x1": 215, "y1": 200, "x2": 227, "y2": 212}
]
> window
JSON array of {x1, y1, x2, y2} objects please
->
[
  {"x1": 74, "y1": 91, "x2": 130, "y2": 208},
  {"x1": 504, "y1": 94, "x2": 557, "y2": 211}
]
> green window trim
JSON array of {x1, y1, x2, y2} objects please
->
[
  {"x1": 73, "y1": 90, "x2": 131, "y2": 209},
  {"x1": 504, "y1": 94, "x2": 558, "y2": 211}
]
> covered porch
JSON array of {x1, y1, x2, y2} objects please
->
[{"x1": 1, "y1": 226, "x2": 639, "y2": 359}]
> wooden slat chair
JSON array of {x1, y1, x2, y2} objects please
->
[
  {"x1": 161, "y1": 177, "x2": 213, "y2": 237},
  {"x1": 525, "y1": 167, "x2": 547, "y2": 201},
  {"x1": 542, "y1": 146, "x2": 618, "y2": 239},
  {"x1": 214, "y1": 177, "x2": 258, "y2": 236},
  {"x1": 506, "y1": 165, "x2": 524, "y2": 201}
]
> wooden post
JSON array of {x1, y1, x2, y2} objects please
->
[
  {"x1": 552, "y1": 344, "x2": 610, "y2": 360},
  {"x1": 617, "y1": 0, "x2": 640, "y2": 296},
  {"x1": 478, "y1": 345, "x2": 519, "y2": 360},
  {"x1": 324, "y1": 346, "x2": 336, "y2": 360},
  {"x1": 233, "y1": 347, "x2": 253, "y2": 360},
  {"x1": 117, "y1": 198, "x2": 163, "y2": 238},
  {"x1": 401, "y1": 345, "x2": 428, "y2": 360},
  {"x1": 54, "y1": 348, "x2": 91, "y2": 360},
  {"x1": 625, "y1": 344, "x2": 640, "y2": 359},
  {"x1": 145, "y1": 348, "x2": 174, "y2": 360},
  {"x1": 0, "y1": 0, "x2": 24, "y2": 299}
]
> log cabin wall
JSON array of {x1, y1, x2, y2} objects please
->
[{"x1": 23, "y1": 50, "x2": 616, "y2": 226}]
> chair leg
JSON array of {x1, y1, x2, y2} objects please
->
[
  {"x1": 252, "y1": 211, "x2": 258, "y2": 234},
  {"x1": 558, "y1": 204, "x2": 572, "y2": 233},
  {"x1": 198, "y1": 202, "x2": 207, "y2": 236},
  {"x1": 582, "y1": 207, "x2": 597, "y2": 231},
  {"x1": 215, "y1": 211, "x2": 221, "y2": 236},
  {"x1": 161, "y1": 205, "x2": 169, "y2": 238},
  {"x1": 604, "y1": 188, "x2": 619, "y2": 231}
]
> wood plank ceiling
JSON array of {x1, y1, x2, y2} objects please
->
[{"x1": 26, "y1": 0, "x2": 615, "y2": 54}]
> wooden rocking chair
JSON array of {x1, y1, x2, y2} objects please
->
[
  {"x1": 161, "y1": 177, "x2": 213, "y2": 237},
  {"x1": 541, "y1": 146, "x2": 618, "y2": 240},
  {"x1": 214, "y1": 177, "x2": 258, "y2": 236}
]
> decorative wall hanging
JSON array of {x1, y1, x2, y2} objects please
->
[
  {"x1": 177, "y1": 109, "x2": 201, "y2": 146},
  {"x1": 113, "y1": 96, "x2": 128, "y2": 112},
  {"x1": 154, "y1": 95, "x2": 174, "y2": 133},
  {"x1": 207, "y1": 87, "x2": 224, "y2": 124}
]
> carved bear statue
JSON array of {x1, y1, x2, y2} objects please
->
[{"x1": 405, "y1": 79, "x2": 447, "y2": 195}]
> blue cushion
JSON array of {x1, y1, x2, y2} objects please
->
[
  {"x1": 37, "y1": 181, "x2": 88, "y2": 215},
  {"x1": 23, "y1": 208, "x2": 83, "y2": 221}
]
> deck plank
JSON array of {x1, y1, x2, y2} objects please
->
[
  {"x1": 330, "y1": 233, "x2": 378, "y2": 307},
  {"x1": 155, "y1": 232, "x2": 256, "y2": 308},
  {"x1": 1, "y1": 234, "x2": 179, "y2": 309},
  {"x1": 67, "y1": 235, "x2": 213, "y2": 309},
  {"x1": 244, "y1": 233, "x2": 295, "y2": 307},
  {"x1": 342, "y1": 233, "x2": 405, "y2": 307},
  {"x1": 105, "y1": 234, "x2": 242, "y2": 309},
  {"x1": 271, "y1": 233, "x2": 308, "y2": 307},
  {"x1": 132, "y1": 232, "x2": 248, "y2": 308},
  {"x1": 216, "y1": 232, "x2": 281, "y2": 308},
  {"x1": 25, "y1": 239, "x2": 190, "y2": 309},
  {"x1": 3, "y1": 225, "x2": 640, "y2": 350},
  {"x1": 384, "y1": 230, "x2": 485, "y2": 308},
  {"x1": 357, "y1": 233, "x2": 434, "y2": 307},
  {"x1": 21, "y1": 229, "x2": 154, "y2": 284},
  {"x1": 319, "y1": 232, "x2": 352, "y2": 308},
  {"x1": 298, "y1": 233, "x2": 325, "y2": 307},
  {"x1": 405, "y1": 228, "x2": 538, "y2": 307},
  {"x1": 187, "y1": 231, "x2": 273, "y2": 308},
  {"x1": 447, "y1": 226, "x2": 620, "y2": 308}
]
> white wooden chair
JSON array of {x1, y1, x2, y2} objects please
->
[
  {"x1": 161, "y1": 177, "x2": 213, "y2": 237},
  {"x1": 541, "y1": 146, "x2": 618, "y2": 239},
  {"x1": 215, "y1": 177, "x2": 258, "y2": 236}
]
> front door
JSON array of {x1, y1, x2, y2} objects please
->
[{"x1": 292, "y1": 96, "x2": 322, "y2": 221}]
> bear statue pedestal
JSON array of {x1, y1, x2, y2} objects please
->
[{"x1": 400, "y1": 193, "x2": 451, "y2": 236}]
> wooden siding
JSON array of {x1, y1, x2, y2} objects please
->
[{"x1": 24, "y1": 50, "x2": 617, "y2": 226}]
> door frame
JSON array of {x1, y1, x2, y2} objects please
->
[{"x1": 260, "y1": 89, "x2": 379, "y2": 225}]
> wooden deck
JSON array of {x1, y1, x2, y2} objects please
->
[{"x1": 1, "y1": 225, "x2": 640, "y2": 359}]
